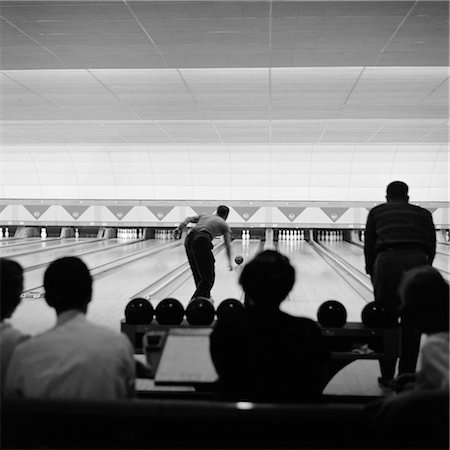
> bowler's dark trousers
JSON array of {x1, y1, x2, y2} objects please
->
[
  {"x1": 185, "y1": 229, "x2": 215, "y2": 299},
  {"x1": 372, "y1": 247, "x2": 429, "y2": 380}
]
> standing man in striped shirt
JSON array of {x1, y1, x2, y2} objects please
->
[{"x1": 364, "y1": 181, "x2": 436, "y2": 388}]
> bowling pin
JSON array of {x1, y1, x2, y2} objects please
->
[
  {"x1": 0, "y1": 227, "x2": 3, "y2": 239},
  {"x1": 5, "y1": 228, "x2": 9, "y2": 238},
  {"x1": 41, "y1": 227, "x2": 47, "y2": 239},
  {"x1": 75, "y1": 228, "x2": 79, "y2": 239}
]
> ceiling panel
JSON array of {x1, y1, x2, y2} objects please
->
[
  {"x1": 0, "y1": 1, "x2": 447, "y2": 69},
  {"x1": 0, "y1": 1, "x2": 448, "y2": 146}
]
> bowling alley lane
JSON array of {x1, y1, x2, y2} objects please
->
[
  {"x1": 14, "y1": 239, "x2": 159, "y2": 269},
  {"x1": 437, "y1": 243, "x2": 450, "y2": 254},
  {"x1": 277, "y1": 240, "x2": 368, "y2": 322},
  {"x1": 20, "y1": 238, "x2": 169, "y2": 293},
  {"x1": 11, "y1": 239, "x2": 186, "y2": 335},
  {"x1": 318, "y1": 240, "x2": 367, "y2": 275},
  {"x1": 167, "y1": 239, "x2": 263, "y2": 306},
  {"x1": 0, "y1": 237, "x2": 55, "y2": 248},
  {"x1": 322, "y1": 239, "x2": 449, "y2": 279},
  {"x1": 0, "y1": 237, "x2": 101, "y2": 258}
]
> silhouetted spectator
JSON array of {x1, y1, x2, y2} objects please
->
[
  {"x1": 0, "y1": 258, "x2": 29, "y2": 395},
  {"x1": 391, "y1": 266, "x2": 449, "y2": 392},
  {"x1": 5, "y1": 257, "x2": 135, "y2": 399},
  {"x1": 364, "y1": 181, "x2": 436, "y2": 387},
  {"x1": 367, "y1": 389, "x2": 449, "y2": 449},
  {"x1": 210, "y1": 250, "x2": 330, "y2": 402}
]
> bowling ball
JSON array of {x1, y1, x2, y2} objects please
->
[
  {"x1": 186, "y1": 297, "x2": 215, "y2": 326},
  {"x1": 155, "y1": 298, "x2": 185, "y2": 325},
  {"x1": 317, "y1": 300, "x2": 347, "y2": 328},
  {"x1": 234, "y1": 255, "x2": 244, "y2": 265},
  {"x1": 216, "y1": 298, "x2": 245, "y2": 322},
  {"x1": 361, "y1": 301, "x2": 398, "y2": 329},
  {"x1": 125, "y1": 298, "x2": 154, "y2": 325}
]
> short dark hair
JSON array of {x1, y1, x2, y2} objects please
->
[
  {"x1": 216, "y1": 205, "x2": 230, "y2": 220},
  {"x1": 44, "y1": 257, "x2": 92, "y2": 313},
  {"x1": 399, "y1": 266, "x2": 449, "y2": 333},
  {"x1": 386, "y1": 181, "x2": 408, "y2": 199},
  {"x1": 0, "y1": 258, "x2": 23, "y2": 320},
  {"x1": 239, "y1": 250, "x2": 295, "y2": 306}
]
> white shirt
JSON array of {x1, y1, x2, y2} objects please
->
[
  {"x1": 5, "y1": 311, "x2": 136, "y2": 399},
  {"x1": 0, "y1": 321, "x2": 29, "y2": 395},
  {"x1": 416, "y1": 332, "x2": 449, "y2": 391}
]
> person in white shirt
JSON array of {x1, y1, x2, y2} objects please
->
[
  {"x1": 0, "y1": 258, "x2": 29, "y2": 395},
  {"x1": 5, "y1": 256, "x2": 135, "y2": 400},
  {"x1": 391, "y1": 266, "x2": 449, "y2": 392},
  {"x1": 174, "y1": 205, "x2": 233, "y2": 302}
]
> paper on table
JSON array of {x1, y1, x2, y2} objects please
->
[{"x1": 154, "y1": 332, "x2": 218, "y2": 384}]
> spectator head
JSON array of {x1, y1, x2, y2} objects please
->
[
  {"x1": 239, "y1": 250, "x2": 295, "y2": 310},
  {"x1": 399, "y1": 266, "x2": 449, "y2": 334},
  {"x1": 0, "y1": 258, "x2": 24, "y2": 321},
  {"x1": 216, "y1": 205, "x2": 230, "y2": 220},
  {"x1": 386, "y1": 181, "x2": 409, "y2": 202},
  {"x1": 44, "y1": 257, "x2": 92, "y2": 315}
]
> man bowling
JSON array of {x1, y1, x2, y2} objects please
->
[{"x1": 174, "y1": 205, "x2": 233, "y2": 303}]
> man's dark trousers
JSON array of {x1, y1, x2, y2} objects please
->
[
  {"x1": 185, "y1": 230, "x2": 215, "y2": 299},
  {"x1": 372, "y1": 248, "x2": 429, "y2": 380}
]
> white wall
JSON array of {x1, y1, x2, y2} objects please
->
[{"x1": 1, "y1": 144, "x2": 448, "y2": 202}]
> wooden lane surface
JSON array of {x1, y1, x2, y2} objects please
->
[
  {"x1": 8, "y1": 239, "x2": 124, "y2": 269},
  {"x1": 21, "y1": 239, "x2": 163, "y2": 292},
  {"x1": 277, "y1": 241, "x2": 368, "y2": 322},
  {"x1": 325, "y1": 240, "x2": 449, "y2": 279},
  {"x1": 0, "y1": 238, "x2": 99, "y2": 258},
  {"x1": 437, "y1": 243, "x2": 450, "y2": 254},
  {"x1": 320, "y1": 241, "x2": 367, "y2": 273},
  {"x1": 167, "y1": 239, "x2": 262, "y2": 308},
  {"x1": 10, "y1": 240, "x2": 186, "y2": 335}
]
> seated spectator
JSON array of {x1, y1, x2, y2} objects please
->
[
  {"x1": 210, "y1": 250, "x2": 331, "y2": 402},
  {"x1": 366, "y1": 389, "x2": 449, "y2": 449},
  {"x1": 5, "y1": 256, "x2": 135, "y2": 399},
  {"x1": 391, "y1": 266, "x2": 449, "y2": 392},
  {"x1": 0, "y1": 259, "x2": 29, "y2": 395}
]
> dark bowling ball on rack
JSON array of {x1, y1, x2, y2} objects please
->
[
  {"x1": 361, "y1": 301, "x2": 398, "y2": 329},
  {"x1": 124, "y1": 298, "x2": 154, "y2": 324},
  {"x1": 155, "y1": 298, "x2": 185, "y2": 325},
  {"x1": 186, "y1": 297, "x2": 216, "y2": 326},
  {"x1": 317, "y1": 300, "x2": 347, "y2": 328},
  {"x1": 216, "y1": 298, "x2": 245, "y2": 323},
  {"x1": 234, "y1": 255, "x2": 244, "y2": 265}
]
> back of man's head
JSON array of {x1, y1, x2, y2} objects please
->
[
  {"x1": 0, "y1": 258, "x2": 23, "y2": 321},
  {"x1": 386, "y1": 181, "x2": 409, "y2": 201},
  {"x1": 399, "y1": 266, "x2": 449, "y2": 334},
  {"x1": 239, "y1": 250, "x2": 295, "y2": 309},
  {"x1": 44, "y1": 257, "x2": 92, "y2": 314},
  {"x1": 216, "y1": 205, "x2": 230, "y2": 220}
]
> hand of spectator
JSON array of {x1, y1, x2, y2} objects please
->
[
  {"x1": 135, "y1": 359, "x2": 154, "y2": 378},
  {"x1": 173, "y1": 229, "x2": 182, "y2": 240},
  {"x1": 390, "y1": 373, "x2": 416, "y2": 393}
]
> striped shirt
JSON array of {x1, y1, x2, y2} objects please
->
[{"x1": 364, "y1": 201, "x2": 436, "y2": 275}]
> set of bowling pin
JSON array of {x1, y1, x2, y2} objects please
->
[
  {"x1": 155, "y1": 229, "x2": 172, "y2": 240},
  {"x1": 118, "y1": 228, "x2": 142, "y2": 240},
  {"x1": 241, "y1": 230, "x2": 250, "y2": 240},
  {"x1": 317, "y1": 230, "x2": 343, "y2": 241},
  {"x1": 279, "y1": 230, "x2": 305, "y2": 241},
  {"x1": 0, "y1": 227, "x2": 9, "y2": 239}
]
